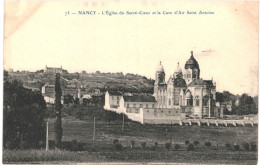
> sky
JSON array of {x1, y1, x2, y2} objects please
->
[{"x1": 3, "y1": 0, "x2": 259, "y2": 96}]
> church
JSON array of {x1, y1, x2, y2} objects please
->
[
  {"x1": 104, "y1": 51, "x2": 219, "y2": 124},
  {"x1": 154, "y1": 51, "x2": 217, "y2": 118}
]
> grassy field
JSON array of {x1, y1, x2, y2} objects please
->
[
  {"x1": 3, "y1": 115, "x2": 257, "y2": 163},
  {"x1": 48, "y1": 116, "x2": 257, "y2": 146},
  {"x1": 46, "y1": 115, "x2": 258, "y2": 163}
]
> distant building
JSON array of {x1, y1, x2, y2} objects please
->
[
  {"x1": 23, "y1": 81, "x2": 42, "y2": 92},
  {"x1": 104, "y1": 91, "x2": 122, "y2": 109},
  {"x1": 44, "y1": 65, "x2": 64, "y2": 74},
  {"x1": 41, "y1": 84, "x2": 78, "y2": 104}
]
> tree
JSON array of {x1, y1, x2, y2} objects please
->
[
  {"x1": 54, "y1": 73, "x2": 63, "y2": 148},
  {"x1": 141, "y1": 142, "x2": 146, "y2": 150},
  {"x1": 242, "y1": 142, "x2": 250, "y2": 151},
  {"x1": 130, "y1": 140, "x2": 135, "y2": 149},
  {"x1": 187, "y1": 143, "x2": 195, "y2": 151},
  {"x1": 64, "y1": 94, "x2": 74, "y2": 104},
  {"x1": 185, "y1": 140, "x2": 190, "y2": 145},
  {"x1": 194, "y1": 140, "x2": 200, "y2": 148},
  {"x1": 3, "y1": 76, "x2": 46, "y2": 149},
  {"x1": 165, "y1": 142, "x2": 171, "y2": 151},
  {"x1": 236, "y1": 93, "x2": 257, "y2": 115},
  {"x1": 204, "y1": 142, "x2": 211, "y2": 149}
]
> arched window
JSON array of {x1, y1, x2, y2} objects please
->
[
  {"x1": 203, "y1": 96, "x2": 209, "y2": 106},
  {"x1": 186, "y1": 99, "x2": 193, "y2": 106},
  {"x1": 169, "y1": 99, "x2": 171, "y2": 106},
  {"x1": 195, "y1": 96, "x2": 200, "y2": 106}
]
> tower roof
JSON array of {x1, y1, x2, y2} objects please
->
[
  {"x1": 185, "y1": 51, "x2": 200, "y2": 70},
  {"x1": 156, "y1": 61, "x2": 164, "y2": 72},
  {"x1": 174, "y1": 62, "x2": 182, "y2": 74}
]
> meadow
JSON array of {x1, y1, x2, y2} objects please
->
[{"x1": 3, "y1": 114, "x2": 258, "y2": 163}]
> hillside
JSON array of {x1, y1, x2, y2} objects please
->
[{"x1": 7, "y1": 71, "x2": 155, "y2": 94}]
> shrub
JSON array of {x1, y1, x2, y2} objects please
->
[
  {"x1": 185, "y1": 140, "x2": 189, "y2": 145},
  {"x1": 250, "y1": 142, "x2": 257, "y2": 151},
  {"x1": 154, "y1": 141, "x2": 158, "y2": 147},
  {"x1": 242, "y1": 142, "x2": 250, "y2": 151},
  {"x1": 187, "y1": 143, "x2": 195, "y2": 151},
  {"x1": 141, "y1": 142, "x2": 146, "y2": 150},
  {"x1": 113, "y1": 139, "x2": 119, "y2": 145},
  {"x1": 174, "y1": 144, "x2": 181, "y2": 150},
  {"x1": 151, "y1": 142, "x2": 158, "y2": 151},
  {"x1": 225, "y1": 143, "x2": 231, "y2": 149},
  {"x1": 233, "y1": 144, "x2": 240, "y2": 151},
  {"x1": 130, "y1": 140, "x2": 135, "y2": 149},
  {"x1": 165, "y1": 142, "x2": 171, "y2": 151},
  {"x1": 194, "y1": 141, "x2": 200, "y2": 148},
  {"x1": 204, "y1": 142, "x2": 211, "y2": 148},
  {"x1": 71, "y1": 140, "x2": 79, "y2": 151},
  {"x1": 114, "y1": 143, "x2": 123, "y2": 151}
]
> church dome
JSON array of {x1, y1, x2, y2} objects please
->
[
  {"x1": 185, "y1": 51, "x2": 200, "y2": 70},
  {"x1": 156, "y1": 61, "x2": 164, "y2": 72},
  {"x1": 174, "y1": 62, "x2": 182, "y2": 74}
]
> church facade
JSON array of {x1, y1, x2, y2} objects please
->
[
  {"x1": 154, "y1": 51, "x2": 217, "y2": 117},
  {"x1": 104, "y1": 51, "x2": 220, "y2": 124}
]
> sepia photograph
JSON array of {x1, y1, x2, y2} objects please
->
[{"x1": 2, "y1": 0, "x2": 259, "y2": 164}]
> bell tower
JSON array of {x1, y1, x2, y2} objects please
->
[
  {"x1": 154, "y1": 61, "x2": 165, "y2": 94},
  {"x1": 184, "y1": 51, "x2": 200, "y2": 84}
]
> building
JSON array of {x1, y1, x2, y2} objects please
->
[
  {"x1": 104, "y1": 51, "x2": 221, "y2": 124},
  {"x1": 154, "y1": 51, "x2": 217, "y2": 118},
  {"x1": 104, "y1": 91, "x2": 123, "y2": 109},
  {"x1": 41, "y1": 84, "x2": 79, "y2": 104},
  {"x1": 44, "y1": 65, "x2": 63, "y2": 74}
]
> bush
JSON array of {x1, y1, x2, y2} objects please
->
[
  {"x1": 151, "y1": 142, "x2": 158, "y2": 151},
  {"x1": 154, "y1": 141, "x2": 158, "y2": 147},
  {"x1": 233, "y1": 144, "x2": 240, "y2": 151},
  {"x1": 141, "y1": 142, "x2": 146, "y2": 150},
  {"x1": 187, "y1": 143, "x2": 195, "y2": 151},
  {"x1": 113, "y1": 139, "x2": 119, "y2": 145},
  {"x1": 250, "y1": 142, "x2": 257, "y2": 151},
  {"x1": 194, "y1": 140, "x2": 200, "y2": 148},
  {"x1": 225, "y1": 143, "x2": 231, "y2": 149},
  {"x1": 204, "y1": 142, "x2": 211, "y2": 148},
  {"x1": 165, "y1": 142, "x2": 171, "y2": 151},
  {"x1": 174, "y1": 144, "x2": 181, "y2": 150},
  {"x1": 242, "y1": 142, "x2": 250, "y2": 151},
  {"x1": 114, "y1": 143, "x2": 123, "y2": 151},
  {"x1": 71, "y1": 140, "x2": 79, "y2": 151},
  {"x1": 130, "y1": 140, "x2": 135, "y2": 149},
  {"x1": 185, "y1": 140, "x2": 189, "y2": 145}
]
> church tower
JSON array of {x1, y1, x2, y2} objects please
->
[
  {"x1": 154, "y1": 61, "x2": 165, "y2": 93},
  {"x1": 154, "y1": 62, "x2": 167, "y2": 108},
  {"x1": 184, "y1": 51, "x2": 200, "y2": 84}
]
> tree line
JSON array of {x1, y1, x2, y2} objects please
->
[{"x1": 3, "y1": 71, "x2": 47, "y2": 149}]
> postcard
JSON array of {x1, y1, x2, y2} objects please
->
[{"x1": 3, "y1": 0, "x2": 258, "y2": 164}]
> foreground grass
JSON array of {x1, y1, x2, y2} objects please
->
[
  {"x1": 3, "y1": 149, "x2": 81, "y2": 162},
  {"x1": 4, "y1": 115, "x2": 257, "y2": 163},
  {"x1": 3, "y1": 148, "x2": 257, "y2": 164}
]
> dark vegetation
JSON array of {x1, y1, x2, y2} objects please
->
[
  {"x1": 3, "y1": 71, "x2": 46, "y2": 149},
  {"x1": 216, "y1": 91, "x2": 257, "y2": 115}
]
